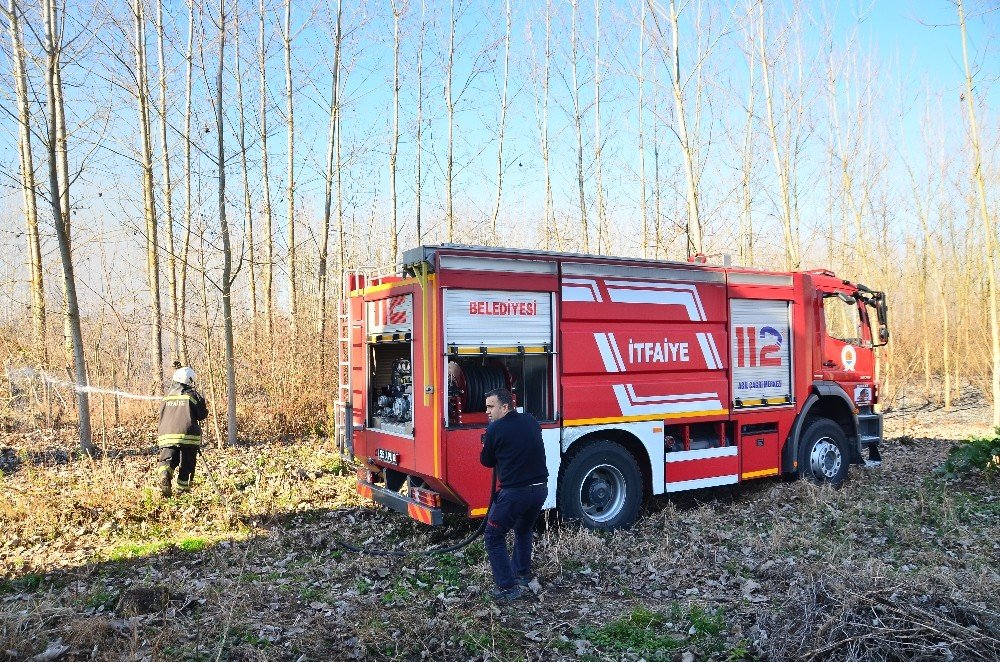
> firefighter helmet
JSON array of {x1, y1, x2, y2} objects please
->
[{"x1": 171, "y1": 366, "x2": 196, "y2": 386}]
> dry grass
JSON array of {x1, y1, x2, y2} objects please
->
[{"x1": 1, "y1": 398, "x2": 998, "y2": 660}]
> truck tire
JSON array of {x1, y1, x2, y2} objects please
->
[
  {"x1": 798, "y1": 418, "x2": 850, "y2": 486},
  {"x1": 558, "y1": 441, "x2": 643, "y2": 530}
]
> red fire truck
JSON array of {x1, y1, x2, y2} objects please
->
[{"x1": 343, "y1": 244, "x2": 889, "y2": 529}]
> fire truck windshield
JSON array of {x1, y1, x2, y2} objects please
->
[{"x1": 822, "y1": 293, "x2": 870, "y2": 347}]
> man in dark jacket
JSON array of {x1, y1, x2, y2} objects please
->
[
  {"x1": 480, "y1": 388, "x2": 548, "y2": 603},
  {"x1": 157, "y1": 365, "x2": 208, "y2": 497}
]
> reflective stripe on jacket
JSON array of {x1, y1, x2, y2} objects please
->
[{"x1": 157, "y1": 385, "x2": 208, "y2": 447}]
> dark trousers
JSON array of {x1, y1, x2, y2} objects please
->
[
  {"x1": 484, "y1": 484, "x2": 547, "y2": 590},
  {"x1": 158, "y1": 446, "x2": 198, "y2": 487}
]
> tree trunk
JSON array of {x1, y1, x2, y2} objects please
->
[
  {"x1": 667, "y1": 0, "x2": 701, "y2": 256},
  {"x1": 637, "y1": 0, "x2": 647, "y2": 258},
  {"x1": 593, "y1": 0, "x2": 605, "y2": 254},
  {"x1": 216, "y1": 0, "x2": 237, "y2": 446},
  {"x1": 318, "y1": 0, "x2": 342, "y2": 376},
  {"x1": 42, "y1": 0, "x2": 93, "y2": 454},
  {"x1": 571, "y1": 0, "x2": 588, "y2": 252},
  {"x1": 390, "y1": 0, "x2": 401, "y2": 261},
  {"x1": 234, "y1": 6, "x2": 257, "y2": 347},
  {"x1": 542, "y1": 0, "x2": 554, "y2": 251},
  {"x1": 415, "y1": 0, "x2": 425, "y2": 245},
  {"x1": 759, "y1": 0, "x2": 797, "y2": 269},
  {"x1": 155, "y1": 0, "x2": 177, "y2": 365},
  {"x1": 739, "y1": 0, "x2": 756, "y2": 267},
  {"x1": 445, "y1": 0, "x2": 455, "y2": 241},
  {"x1": 283, "y1": 0, "x2": 296, "y2": 333},
  {"x1": 6, "y1": 0, "x2": 46, "y2": 366},
  {"x1": 179, "y1": 0, "x2": 195, "y2": 365},
  {"x1": 133, "y1": 0, "x2": 163, "y2": 380},
  {"x1": 957, "y1": 0, "x2": 1000, "y2": 426},
  {"x1": 490, "y1": 0, "x2": 511, "y2": 237},
  {"x1": 259, "y1": 0, "x2": 274, "y2": 345}
]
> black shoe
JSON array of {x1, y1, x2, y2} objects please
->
[
  {"x1": 516, "y1": 575, "x2": 531, "y2": 588},
  {"x1": 490, "y1": 585, "x2": 524, "y2": 603}
]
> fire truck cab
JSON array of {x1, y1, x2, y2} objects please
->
[{"x1": 344, "y1": 245, "x2": 888, "y2": 529}]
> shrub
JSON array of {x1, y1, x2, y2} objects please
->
[{"x1": 937, "y1": 429, "x2": 1000, "y2": 479}]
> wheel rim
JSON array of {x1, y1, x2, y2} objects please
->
[
  {"x1": 578, "y1": 463, "x2": 627, "y2": 523},
  {"x1": 809, "y1": 437, "x2": 842, "y2": 479}
]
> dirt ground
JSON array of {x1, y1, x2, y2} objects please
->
[{"x1": 1, "y1": 394, "x2": 998, "y2": 661}]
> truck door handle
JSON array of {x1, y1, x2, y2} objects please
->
[{"x1": 823, "y1": 360, "x2": 836, "y2": 367}]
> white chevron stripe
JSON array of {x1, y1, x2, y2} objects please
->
[
  {"x1": 594, "y1": 333, "x2": 624, "y2": 373},
  {"x1": 612, "y1": 384, "x2": 723, "y2": 415},
  {"x1": 562, "y1": 278, "x2": 603, "y2": 303},
  {"x1": 696, "y1": 333, "x2": 718, "y2": 370},
  {"x1": 604, "y1": 281, "x2": 706, "y2": 321}
]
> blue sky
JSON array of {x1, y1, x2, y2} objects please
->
[{"x1": 0, "y1": 0, "x2": 997, "y2": 313}]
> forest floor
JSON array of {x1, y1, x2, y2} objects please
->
[{"x1": 1, "y1": 392, "x2": 998, "y2": 661}]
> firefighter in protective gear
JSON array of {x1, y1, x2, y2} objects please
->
[{"x1": 157, "y1": 366, "x2": 208, "y2": 497}]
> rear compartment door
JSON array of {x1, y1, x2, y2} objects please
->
[{"x1": 730, "y1": 298, "x2": 792, "y2": 475}]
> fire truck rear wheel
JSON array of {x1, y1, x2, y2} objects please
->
[
  {"x1": 558, "y1": 441, "x2": 643, "y2": 530},
  {"x1": 798, "y1": 418, "x2": 850, "y2": 486}
]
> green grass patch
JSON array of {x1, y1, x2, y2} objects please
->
[
  {"x1": 577, "y1": 604, "x2": 730, "y2": 660},
  {"x1": 578, "y1": 606, "x2": 683, "y2": 660},
  {"x1": 107, "y1": 540, "x2": 171, "y2": 561},
  {"x1": 177, "y1": 537, "x2": 209, "y2": 553}
]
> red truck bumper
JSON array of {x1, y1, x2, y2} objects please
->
[{"x1": 356, "y1": 472, "x2": 443, "y2": 526}]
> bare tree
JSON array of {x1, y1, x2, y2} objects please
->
[
  {"x1": 570, "y1": 0, "x2": 588, "y2": 252},
  {"x1": 528, "y1": 1, "x2": 556, "y2": 249},
  {"x1": 957, "y1": 0, "x2": 999, "y2": 426},
  {"x1": 593, "y1": 0, "x2": 606, "y2": 253},
  {"x1": 445, "y1": 0, "x2": 455, "y2": 240},
  {"x1": 665, "y1": 0, "x2": 701, "y2": 255},
  {"x1": 3, "y1": 0, "x2": 46, "y2": 366},
  {"x1": 154, "y1": 0, "x2": 177, "y2": 363},
  {"x1": 212, "y1": 0, "x2": 237, "y2": 445},
  {"x1": 737, "y1": 0, "x2": 756, "y2": 266},
  {"x1": 259, "y1": 0, "x2": 275, "y2": 342},
  {"x1": 414, "y1": 0, "x2": 425, "y2": 244},
  {"x1": 637, "y1": 0, "x2": 648, "y2": 257},
  {"x1": 318, "y1": 0, "x2": 343, "y2": 374},
  {"x1": 178, "y1": 0, "x2": 196, "y2": 365},
  {"x1": 234, "y1": 4, "x2": 257, "y2": 345},
  {"x1": 41, "y1": 0, "x2": 93, "y2": 453},
  {"x1": 490, "y1": 0, "x2": 511, "y2": 237},
  {"x1": 283, "y1": 0, "x2": 296, "y2": 332},
  {"x1": 758, "y1": 0, "x2": 797, "y2": 269},
  {"x1": 132, "y1": 0, "x2": 163, "y2": 378},
  {"x1": 389, "y1": 0, "x2": 403, "y2": 261}
]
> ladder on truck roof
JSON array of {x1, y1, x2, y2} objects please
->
[{"x1": 334, "y1": 263, "x2": 403, "y2": 458}]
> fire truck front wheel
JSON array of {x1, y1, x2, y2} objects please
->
[
  {"x1": 558, "y1": 441, "x2": 643, "y2": 530},
  {"x1": 799, "y1": 418, "x2": 850, "y2": 486}
]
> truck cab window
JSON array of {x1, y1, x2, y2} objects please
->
[{"x1": 822, "y1": 295, "x2": 865, "y2": 346}]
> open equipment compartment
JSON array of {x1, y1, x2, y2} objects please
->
[
  {"x1": 447, "y1": 351, "x2": 553, "y2": 425},
  {"x1": 365, "y1": 293, "x2": 415, "y2": 437}
]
